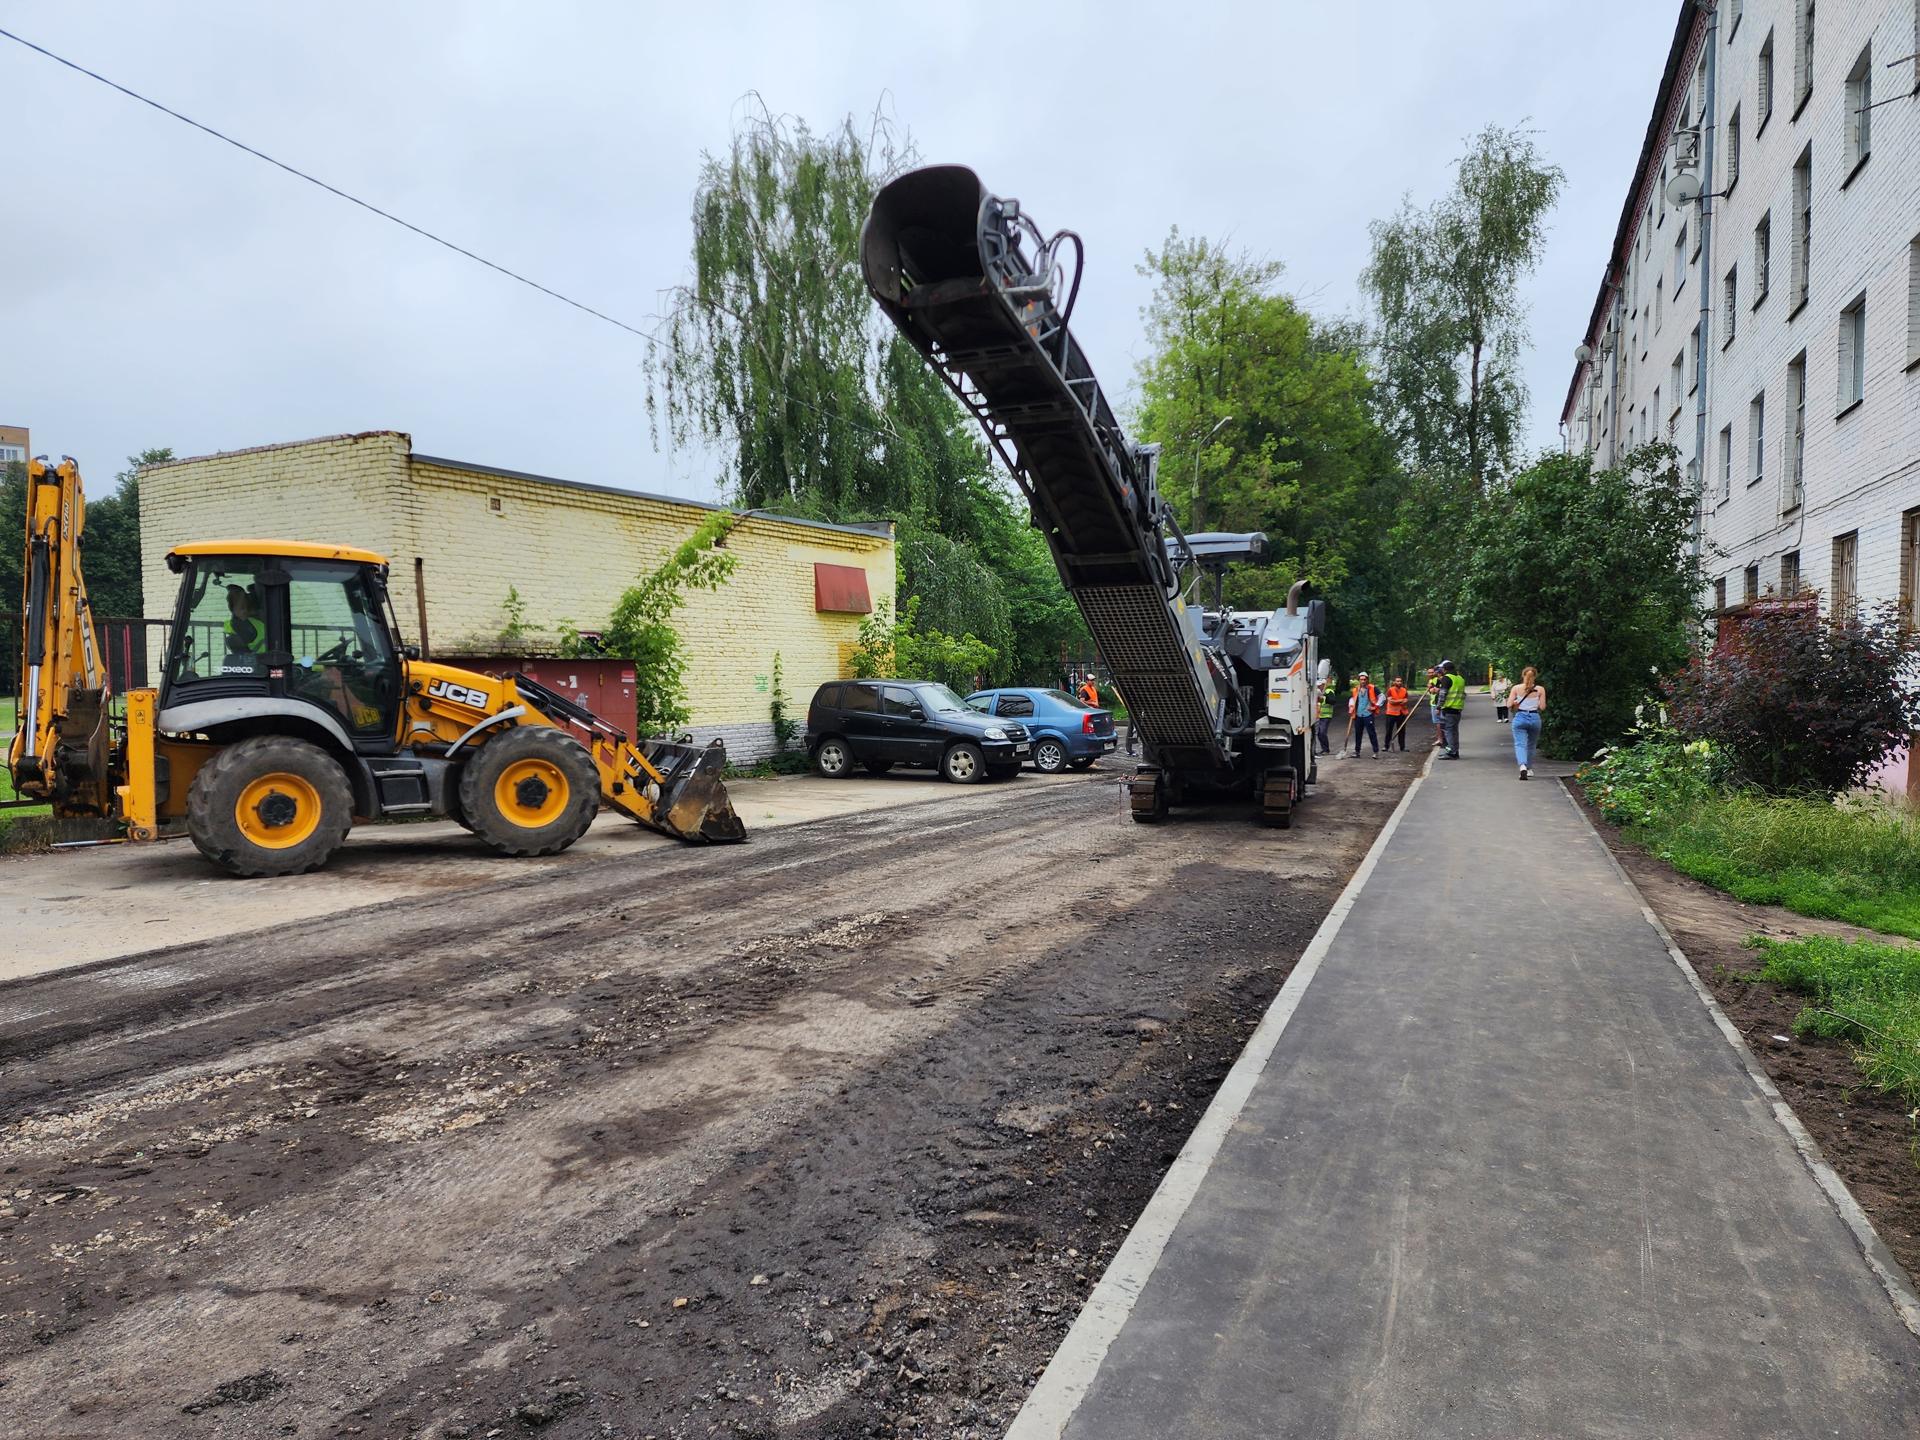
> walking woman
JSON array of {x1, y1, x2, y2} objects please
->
[{"x1": 1509, "y1": 667, "x2": 1546, "y2": 780}]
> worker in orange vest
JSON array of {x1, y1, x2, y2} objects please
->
[
  {"x1": 1078, "y1": 675, "x2": 1101, "y2": 708},
  {"x1": 1383, "y1": 676, "x2": 1411, "y2": 751}
]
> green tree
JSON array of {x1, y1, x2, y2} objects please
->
[
  {"x1": 847, "y1": 597, "x2": 996, "y2": 693},
  {"x1": 1361, "y1": 125, "x2": 1564, "y2": 490},
  {"x1": 600, "y1": 513, "x2": 741, "y2": 735},
  {"x1": 84, "y1": 448, "x2": 169, "y2": 618},
  {"x1": 1133, "y1": 230, "x2": 1398, "y2": 668},
  {"x1": 648, "y1": 105, "x2": 903, "y2": 515},
  {"x1": 648, "y1": 104, "x2": 1082, "y2": 684},
  {"x1": 1361, "y1": 125, "x2": 1564, "y2": 663},
  {"x1": 1462, "y1": 444, "x2": 1701, "y2": 759}
]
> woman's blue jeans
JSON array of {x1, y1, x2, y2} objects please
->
[{"x1": 1512, "y1": 711, "x2": 1541, "y2": 769}]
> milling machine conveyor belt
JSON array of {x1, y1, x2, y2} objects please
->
[{"x1": 861, "y1": 166, "x2": 1232, "y2": 771}]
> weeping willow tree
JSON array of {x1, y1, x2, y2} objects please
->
[
  {"x1": 646, "y1": 102, "x2": 1084, "y2": 683},
  {"x1": 647, "y1": 104, "x2": 902, "y2": 514}
]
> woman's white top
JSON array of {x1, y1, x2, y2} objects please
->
[{"x1": 1513, "y1": 686, "x2": 1544, "y2": 712}]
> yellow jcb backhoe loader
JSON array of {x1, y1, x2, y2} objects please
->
[{"x1": 9, "y1": 455, "x2": 745, "y2": 876}]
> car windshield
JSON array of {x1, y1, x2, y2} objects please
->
[{"x1": 916, "y1": 683, "x2": 972, "y2": 714}]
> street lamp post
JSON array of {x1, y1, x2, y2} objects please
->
[{"x1": 1190, "y1": 414, "x2": 1232, "y2": 532}]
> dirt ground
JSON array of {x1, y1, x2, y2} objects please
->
[
  {"x1": 1568, "y1": 782, "x2": 1920, "y2": 1289},
  {"x1": 0, "y1": 748, "x2": 1419, "y2": 1439}
]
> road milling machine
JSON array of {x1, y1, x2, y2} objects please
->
[
  {"x1": 862, "y1": 165, "x2": 1330, "y2": 826},
  {"x1": 9, "y1": 456, "x2": 745, "y2": 876}
]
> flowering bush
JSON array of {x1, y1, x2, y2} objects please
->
[
  {"x1": 1577, "y1": 728, "x2": 1723, "y2": 827},
  {"x1": 1664, "y1": 599, "x2": 1920, "y2": 796}
]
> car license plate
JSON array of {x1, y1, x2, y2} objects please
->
[
  {"x1": 1101, "y1": 739, "x2": 1116, "y2": 751},
  {"x1": 1013, "y1": 745, "x2": 1028, "y2": 757}
]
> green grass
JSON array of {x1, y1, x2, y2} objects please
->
[
  {"x1": 1633, "y1": 791, "x2": 1920, "y2": 940},
  {"x1": 1754, "y1": 934, "x2": 1920, "y2": 1109}
]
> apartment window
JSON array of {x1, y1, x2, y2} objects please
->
[
  {"x1": 1791, "y1": 149, "x2": 1812, "y2": 311},
  {"x1": 1659, "y1": 163, "x2": 1668, "y2": 227},
  {"x1": 1903, "y1": 512, "x2": 1920, "y2": 626},
  {"x1": 1845, "y1": 46, "x2": 1872, "y2": 174},
  {"x1": 1719, "y1": 424, "x2": 1734, "y2": 501},
  {"x1": 1781, "y1": 550, "x2": 1801, "y2": 597},
  {"x1": 0, "y1": 444, "x2": 23, "y2": 466},
  {"x1": 1908, "y1": 234, "x2": 1920, "y2": 365},
  {"x1": 1656, "y1": 275, "x2": 1665, "y2": 331},
  {"x1": 1833, "y1": 530, "x2": 1858, "y2": 617},
  {"x1": 1715, "y1": 576, "x2": 1729, "y2": 610},
  {"x1": 1653, "y1": 386, "x2": 1663, "y2": 437},
  {"x1": 1749, "y1": 391, "x2": 1766, "y2": 487},
  {"x1": 1725, "y1": 105, "x2": 1742, "y2": 193},
  {"x1": 1838, "y1": 294, "x2": 1866, "y2": 412},
  {"x1": 1690, "y1": 323, "x2": 1702, "y2": 393},
  {"x1": 1675, "y1": 224, "x2": 1688, "y2": 292},
  {"x1": 1794, "y1": 0, "x2": 1815, "y2": 116},
  {"x1": 1744, "y1": 565, "x2": 1761, "y2": 602},
  {"x1": 1670, "y1": 354, "x2": 1685, "y2": 416},
  {"x1": 1754, "y1": 213, "x2": 1771, "y2": 303},
  {"x1": 1759, "y1": 30, "x2": 1776, "y2": 126},
  {"x1": 1723, "y1": 264, "x2": 1738, "y2": 342},
  {"x1": 1729, "y1": 0, "x2": 1743, "y2": 42},
  {"x1": 1787, "y1": 351, "x2": 1807, "y2": 510}
]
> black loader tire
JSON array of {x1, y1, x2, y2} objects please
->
[
  {"x1": 942, "y1": 741, "x2": 986, "y2": 784},
  {"x1": 458, "y1": 725, "x2": 600, "y2": 857},
  {"x1": 187, "y1": 734, "x2": 354, "y2": 878}
]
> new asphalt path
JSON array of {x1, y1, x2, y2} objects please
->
[{"x1": 1013, "y1": 706, "x2": 1920, "y2": 1440}]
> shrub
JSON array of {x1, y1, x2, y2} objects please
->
[
  {"x1": 848, "y1": 597, "x2": 997, "y2": 692},
  {"x1": 1577, "y1": 727, "x2": 1722, "y2": 827},
  {"x1": 768, "y1": 651, "x2": 798, "y2": 753},
  {"x1": 1666, "y1": 599, "x2": 1920, "y2": 795}
]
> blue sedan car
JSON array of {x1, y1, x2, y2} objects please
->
[{"x1": 965, "y1": 688, "x2": 1118, "y2": 773}]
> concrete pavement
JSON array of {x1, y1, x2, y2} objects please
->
[
  {"x1": 0, "y1": 767, "x2": 1094, "y2": 981},
  {"x1": 1014, "y1": 707, "x2": 1920, "y2": 1439}
]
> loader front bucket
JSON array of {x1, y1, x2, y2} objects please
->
[{"x1": 637, "y1": 738, "x2": 747, "y2": 844}]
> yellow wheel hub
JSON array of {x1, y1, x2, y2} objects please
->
[
  {"x1": 495, "y1": 756, "x2": 569, "y2": 827},
  {"x1": 235, "y1": 772, "x2": 323, "y2": 849}
]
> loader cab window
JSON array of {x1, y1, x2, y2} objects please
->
[
  {"x1": 287, "y1": 562, "x2": 399, "y2": 738},
  {"x1": 166, "y1": 562, "x2": 271, "y2": 686}
]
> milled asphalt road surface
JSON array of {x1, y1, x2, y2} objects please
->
[
  {"x1": 0, "y1": 751, "x2": 1420, "y2": 1438},
  {"x1": 1030, "y1": 711, "x2": 1920, "y2": 1440}
]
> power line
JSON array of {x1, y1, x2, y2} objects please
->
[{"x1": 0, "y1": 25, "x2": 653, "y2": 340}]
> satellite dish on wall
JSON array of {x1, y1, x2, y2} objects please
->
[
  {"x1": 1574, "y1": 343, "x2": 1594, "y2": 365},
  {"x1": 1665, "y1": 169, "x2": 1702, "y2": 207}
]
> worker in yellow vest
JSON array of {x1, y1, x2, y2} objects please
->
[
  {"x1": 1438, "y1": 660, "x2": 1467, "y2": 759},
  {"x1": 1314, "y1": 679, "x2": 1334, "y2": 755}
]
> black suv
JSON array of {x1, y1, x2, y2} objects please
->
[{"x1": 806, "y1": 680, "x2": 1029, "y2": 783}]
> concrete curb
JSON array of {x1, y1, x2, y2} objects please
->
[
  {"x1": 1005, "y1": 749, "x2": 1437, "y2": 1439},
  {"x1": 1556, "y1": 778, "x2": 1920, "y2": 1341}
]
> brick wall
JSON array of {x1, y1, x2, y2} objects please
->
[{"x1": 139, "y1": 434, "x2": 895, "y2": 754}]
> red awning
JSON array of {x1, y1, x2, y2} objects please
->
[{"x1": 814, "y1": 563, "x2": 872, "y2": 614}]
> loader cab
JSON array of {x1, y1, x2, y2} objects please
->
[{"x1": 160, "y1": 542, "x2": 406, "y2": 749}]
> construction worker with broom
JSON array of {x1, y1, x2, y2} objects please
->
[{"x1": 1383, "y1": 676, "x2": 1412, "y2": 751}]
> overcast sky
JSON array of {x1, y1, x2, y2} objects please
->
[{"x1": 3, "y1": 1, "x2": 1673, "y2": 504}]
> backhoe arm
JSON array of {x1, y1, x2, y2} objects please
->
[{"x1": 10, "y1": 457, "x2": 113, "y2": 813}]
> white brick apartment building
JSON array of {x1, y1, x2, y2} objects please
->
[{"x1": 1564, "y1": 0, "x2": 1920, "y2": 621}]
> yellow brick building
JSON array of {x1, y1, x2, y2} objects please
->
[{"x1": 139, "y1": 432, "x2": 894, "y2": 760}]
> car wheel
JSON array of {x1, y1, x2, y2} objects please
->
[
  {"x1": 1032, "y1": 737, "x2": 1068, "y2": 773},
  {"x1": 943, "y1": 741, "x2": 986, "y2": 784},
  {"x1": 863, "y1": 759, "x2": 894, "y2": 775},
  {"x1": 813, "y1": 738, "x2": 853, "y2": 778},
  {"x1": 1068, "y1": 757, "x2": 1096, "y2": 771}
]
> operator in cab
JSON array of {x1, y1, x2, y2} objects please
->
[{"x1": 224, "y1": 586, "x2": 266, "y2": 658}]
